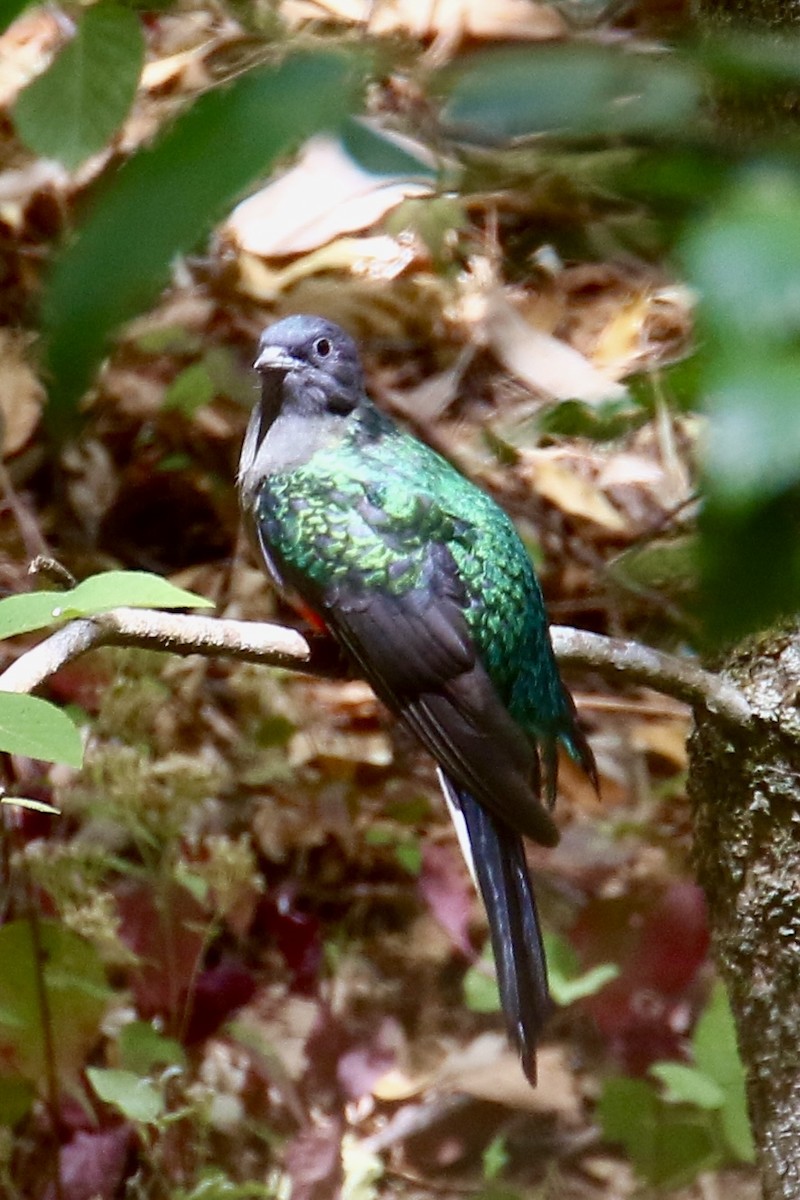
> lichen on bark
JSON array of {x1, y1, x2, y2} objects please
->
[{"x1": 689, "y1": 624, "x2": 800, "y2": 1200}]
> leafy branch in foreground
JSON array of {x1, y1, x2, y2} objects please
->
[{"x1": 0, "y1": 571, "x2": 213, "y2": 767}]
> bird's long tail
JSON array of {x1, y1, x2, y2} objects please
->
[{"x1": 438, "y1": 771, "x2": 552, "y2": 1084}]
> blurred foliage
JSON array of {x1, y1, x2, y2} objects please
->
[
  {"x1": 598, "y1": 980, "x2": 755, "y2": 1189},
  {"x1": 38, "y1": 50, "x2": 359, "y2": 432},
  {"x1": 683, "y1": 167, "x2": 800, "y2": 643},
  {"x1": 464, "y1": 930, "x2": 618, "y2": 1014},
  {"x1": 0, "y1": 919, "x2": 112, "y2": 1116},
  {"x1": 13, "y1": 2, "x2": 144, "y2": 169}
]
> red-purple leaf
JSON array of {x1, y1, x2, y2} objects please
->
[
  {"x1": 418, "y1": 842, "x2": 474, "y2": 957},
  {"x1": 43, "y1": 1125, "x2": 134, "y2": 1200}
]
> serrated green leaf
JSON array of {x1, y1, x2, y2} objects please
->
[
  {"x1": 14, "y1": 4, "x2": 144, "y2": 170},
  {"x1": 41, "y1": 50, "x2": 359, "y2": 431},
  {"x1": 0, "y1": 570, "x2": 213, "y2": 640},
  {"x1": 87, "y1": 1067, "x2": 164, "y2": 1123},
  {"x1": 0, "y1": 692, "x2": 82, "y2": 767},
  {"x1": 650, "y1": 1062, "x2": 725, "y2": 1109}
]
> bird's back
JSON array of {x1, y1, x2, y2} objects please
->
[{"x1": 256, "y1": 402, "x2": 573, "y2": 743}]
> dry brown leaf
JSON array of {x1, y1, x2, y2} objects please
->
[
  {"x1": 236, "y1": 236, "x2": 419, "y2": 302},
  {"x1": 591, "y1": 291, "x2": 652, "y2": 376},
  {"x1": 522, "y1": 451, "x2": 628, "y2": 533},
  {"x1": 0, "y1": 160, "x2": 69, "y2": 230},
  {"x1": 0, "y1": 330, "x2": 43, "y2": 457},
  {"x1": 386, "y1": 346, "x2": 475, "y2": 421},
  {"x1": 435, "y1": 1034, "x2": 583, "y2": 1116},
  {"x1": 289, "y1": 729, "x2": 393, "y2": 767},
  {"x1": 459, "y1": 267, "x2": 627, "y2": 403},
  {"x1": 282, "y1": 0, "x2": 566, "y2": 40},
  {"x1": 237, "y1": 990, "x2": 320, "y2": 1083},
  {"x1": 223, "y1": 135, "x2": 432, "y2": 259},
  {"x1": 629, "y1": 718, "x2": 690, "y2": 769},
  {"x1": 371, "y1": 1066, "x2": 434, "y2": 1102},
  {"x1": 0, "y1": 7, "x2": 65, "y2": 108},
  {"x1": 140, "y1": 43, "x2": 217, "y2": 92}
]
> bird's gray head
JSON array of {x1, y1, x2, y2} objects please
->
[
  {"x1": 238, "y1": 315, "x2": 366, "y2": 508},
  {"x1": 254, "y1": 315, "x2": 364, "y2": 422}
]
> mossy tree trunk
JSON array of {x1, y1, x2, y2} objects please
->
[
  {"x1": 689, "y1": 626, "x2": 800, "y2": 1199},
  {"x1": 695, "y1": 0, "x2": 800, "y2": 29}
]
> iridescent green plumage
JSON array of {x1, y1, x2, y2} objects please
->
[{"x1": 256, "y1": 404, "x2": 572, "y2": 742}]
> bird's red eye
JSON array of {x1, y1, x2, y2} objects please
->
[{"x1": 315, "y1": 337, "x2": 331, "y2": 357}]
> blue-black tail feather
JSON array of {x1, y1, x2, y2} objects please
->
[{"x1": 446, "y1": 778, "x2": 552, "y2": 1084}]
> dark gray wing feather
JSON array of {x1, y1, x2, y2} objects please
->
[{"x1": 321, "y1": 569, "x2": 558, "y2": 848}]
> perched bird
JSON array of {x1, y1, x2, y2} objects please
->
[{"x1": 238, "y1": 314, "x2": 596, "y2": 1083}]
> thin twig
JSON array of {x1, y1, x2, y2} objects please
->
[
  {"x1": 0, "y1": 608, "x2": 754, "y2": 729},
  {"x1": 549, "y1": 626, "x2": 753, "y2": 726}
]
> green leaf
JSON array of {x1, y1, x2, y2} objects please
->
[
  {"x1": 608, "y1": 535, "x2": 699, "y2": 598},
  {"x1": 67, "y1": 570, "x2": 215, "y2": 615},
  {"x1": 172, "y1": 1169, "x2": 274, "y2": 1200},
  {"x1": 87, "y1": 1067, "x2": 164, "y2": 1123},
  {"x1": 0, "y1": 693, "x2": 82, "y2": 767},
  {"x1": 14, "y1": 4, "x2": 144, "y2": 170},
  {"x1": 162, "y1": 362, "x2": 216, "y2": 414},
  {"x1": 341, "y1": 117, "x2": 435, "y2": 180},
  {"x1": 683, "y1": 168, "x2": 800, "y2": 643},
  {"x1": 650, "y1": 1063, "x2": 725, "y2": 1110},
  {"x1": 543, "y1": 932, "x2": 619, "y2": 1005},
  {"x1": 693, "y1": 981, "x2": 756, "y2": 1162},
  {"x1": 443, "y1": 45, "x2": 701, "y2": 141},
  {"x1": 41, "y1": 50, "x2": 359, "y2": 432},
  {"x1": 0, "y1": 592, "x2": 76, "y2": 640},
  {"x1": 482, "y1": 1134, "x2": 509, "y2": 1182},
  {"x1": 0, "y1": 570, "x2": 213, "y2": 640},
  {"x1": 394, "y1": 841, "x2": 422, "y2": 875},
  {"x1": 0, "y1": 1076, "x2": 34, "y2": 1126},
  {"x1": 463, "y1": 965, "x2": 500, "y2": 1013},
  {"x1": 597, "y1": 1077, "x2": 720, "y2": 1188},
  {"x1": 0, "y1": 920, "x2": 110, "y2": 1095},
  {"x1": 118, "y1": 1021, "x2": 186, "y2": 1074}
]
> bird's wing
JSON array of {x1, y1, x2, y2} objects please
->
[{"x1": 320, "y1": 551, "x2": 559, "y2": 848}]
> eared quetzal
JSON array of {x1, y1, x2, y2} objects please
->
[{"x1": 238, "y1": 314, "x2": 596, "y2": 1083}]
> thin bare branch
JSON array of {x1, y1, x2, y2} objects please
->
[
  {"x1": 550, "y1": 626, "x2": 754, "y2": 727},
  {"x1": 0, "y1": 608, "x2": 754, "y2": 729}
]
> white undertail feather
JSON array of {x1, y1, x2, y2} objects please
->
[{"x1": 437, "y1": 767, "x2": 478, "y2": 890}]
